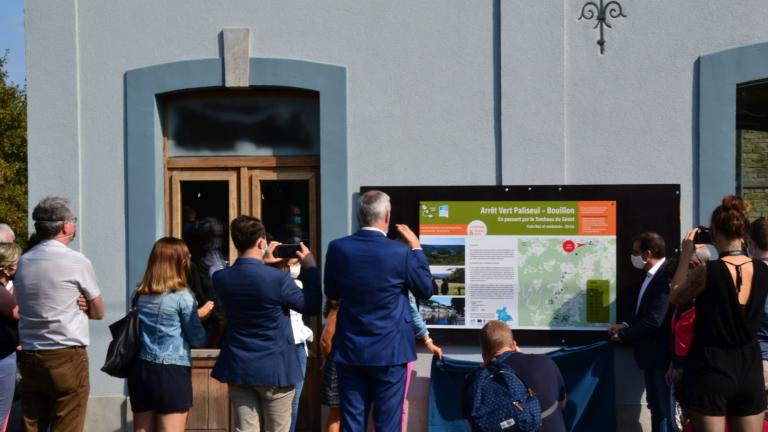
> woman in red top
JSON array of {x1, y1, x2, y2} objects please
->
[{"x1": 667, "y1": 245, "x2": 710, "y2": 432}]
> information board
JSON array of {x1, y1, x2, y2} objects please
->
[
  {"x1": 359, "y1": 185, "x2": 680, "y2": 343},
  {"x1": 419, "y1": 201, "x2": 616, "y2": 330}
]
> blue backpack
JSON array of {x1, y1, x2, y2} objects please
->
[{"x1": 462, "y1": 352, "x2": 543, "y2": 432}]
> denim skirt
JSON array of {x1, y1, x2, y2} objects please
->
[{"x1": 128, "y1": 358, "x2": 193, "y2": 414}]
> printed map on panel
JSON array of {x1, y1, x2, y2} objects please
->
[{"x1": 517, "y1": 237, "x2": 616, "y2": 328}]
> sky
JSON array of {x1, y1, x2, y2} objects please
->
[
  {"x1": 0, "y1": 0, "x2": 25, "y2": 86},
  {"x1": 420, "y1": 236, "x2": 465, "y2": 246}
]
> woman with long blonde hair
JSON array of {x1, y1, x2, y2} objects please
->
[{"x1": 128, "y1": 237, "x2": 213, "y2": 432}]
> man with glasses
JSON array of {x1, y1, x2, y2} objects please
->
[{"x1": 14, "y1": 196, "x2": 104, "y2": 432}]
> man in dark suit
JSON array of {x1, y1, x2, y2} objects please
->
[
  {"x1": 324, "y1": 190, "x2": 434, "y2": 432},
  {"x1": 609, "y1": 232, "x2": 673, "y2": 432},
  {"x1": 211, "y1": 215, "x2": 321, "y2": 432}
]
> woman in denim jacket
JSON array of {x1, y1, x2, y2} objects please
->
[{"x1": 128, "y1": 237, "x2": 213, "y2": 432}]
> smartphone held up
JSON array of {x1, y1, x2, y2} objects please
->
[
  {"x1": 275, "y1": 244, "x2": 301, "y2": 259},
  {"x1": 693, "y1": 226, "x2": 712, "y2": 244}
]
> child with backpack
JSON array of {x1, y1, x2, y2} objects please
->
[{"x1": 462, "y1": 321, "x2": 566, "y2": 432}]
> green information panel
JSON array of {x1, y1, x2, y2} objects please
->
[
  {"x1": 586, "y1": 280, "x2": 611, "y2": 324},
  {"x1": 417, "y1": 200, "x2": 617, "y2": 330}
]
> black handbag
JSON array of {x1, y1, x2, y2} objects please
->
[{"x1": 101, "y1": 292, "x2": 140, "y2": 378}]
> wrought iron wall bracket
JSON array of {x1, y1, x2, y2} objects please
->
[{"x1": 578, "y1": 0, "x2": 626, "y2": 54}]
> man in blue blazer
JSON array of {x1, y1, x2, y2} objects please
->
[
  {"x1": 609, "y1": 232, "x2": 673, "y2": 432},
  {"x1": 325, "y1": 190, "x2": 434, "y2": 432},
  {"x1": 212, "y1": 215, "x2": 321, "y2": 432}
]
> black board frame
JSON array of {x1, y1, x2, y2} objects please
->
[{"x1": 360, "y1": 184, "x2": 681, "y2": 347}]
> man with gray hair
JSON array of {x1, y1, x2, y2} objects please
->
[
  {"x1": 324, "y1": 190, "x2": 434, "y2": 432},
  {"x1": 0, "y1": 224, "x2": 15, "y2": 244},
  {"x1": 14, "y1": 196, "x2": 104, "y2": 432}
]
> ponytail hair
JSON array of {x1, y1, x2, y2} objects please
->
[{"x1": 710, "y1": 195, "x2": 751, "y2": 241}]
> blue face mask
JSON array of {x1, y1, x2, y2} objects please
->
[{"x1": 290, "y1": 215, "x2": 303, "y2": 226}]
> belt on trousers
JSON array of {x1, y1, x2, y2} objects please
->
[{"x1": 24, "y1": 345, "x2": 86, "y2": 353}]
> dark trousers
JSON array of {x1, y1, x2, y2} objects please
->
[
  {"x1": 336, "y1": 363, "x2": 407, "y2": 432},
  {"x1": 19, "y1": 347, "x2": 90, "y2": 432},
  {"x1": 644, "y1": 367, "x2": 673, "y2": 432}
]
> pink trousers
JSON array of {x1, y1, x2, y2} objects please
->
[
  {"x1": 401, "y1": 361, "x2": 414, "y2": 431},
  {"x1": 370, "y1": 361, "x2": 414, "y2": 432}
]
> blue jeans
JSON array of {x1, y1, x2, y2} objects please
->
[
  {"x1": 0, "y1": 352, "x2": 16, "y2": 431},
  {"x1": 644, "y1": 368, "x2": 673, "y2": 432},
  {"x1": 289, "y1": 344, "x2": 307, "y2": 432}
]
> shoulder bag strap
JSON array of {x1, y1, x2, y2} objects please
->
[
  {"x1": 493, "y1": 352, "x2": 537, "y2": 395},
  {"x1": 541, "y1": 400, "x2": 559, "y2": 419},
  {"x1": 130, "y1": 290, "x2": 140, "y2": 310}
]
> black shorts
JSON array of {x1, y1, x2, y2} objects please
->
[
  {"x1": 680, "y1": 343, "x2": 767, "y2": 416},
  {"x1": 128, "y1": 358, "x2": 193, "y2": 414}
]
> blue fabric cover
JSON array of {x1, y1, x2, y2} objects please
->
[{"x1": 428, "y1": 341, "x2": 615, "y2": 432}]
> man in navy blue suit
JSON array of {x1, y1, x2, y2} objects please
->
[
  {"x1": 609, "y1": 232, "x2": 673, "y2": 432},
  {"x1": 211, "y1": 215, "x2": 321, "y2": 432},
  {"x1": 324, "y1": 190, "x2": 434, "y2": 432}
]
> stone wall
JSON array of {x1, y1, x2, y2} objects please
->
[{"x1": 742, "y1": 130, "x2": 768, "y2": 218}]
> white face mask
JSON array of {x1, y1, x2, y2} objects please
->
[
  {"x1": 289, "y1": 264, "x2": 301, "y2": 279},
  {"x1": 630, "y1": 254, "x2": 647, "y2": 270}
]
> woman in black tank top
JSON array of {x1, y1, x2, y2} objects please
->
[{"x1": 670, "y1": 195, "x2": 767, "y2": 432}]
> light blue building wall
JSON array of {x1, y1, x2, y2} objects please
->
[{"x1": 24, "y1": 0, "x2": 768, "y2": 430}]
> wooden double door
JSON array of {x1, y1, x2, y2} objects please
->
[{"x1": 165, "y1": 156, "x2": 321, "y2": 431}]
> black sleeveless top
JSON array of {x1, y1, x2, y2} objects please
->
[
  {"x1": 691, "y1": 259, "x2": 768, "y2": 349},
  {"x1": 680, "y1": 259, "x2": 768, "y2": 415}
]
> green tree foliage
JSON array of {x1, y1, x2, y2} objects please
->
[
  {"x1": 0, "y1": 52, "x2": 27, "y2": 246},
  {"x1": 447, "y1": 267, "x2": 464, "y2": 283}
]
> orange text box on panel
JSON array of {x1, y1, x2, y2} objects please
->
[
  {"x1": 420, "y1": 224, "x2": 468, "y2": 236},
  {"x1": 577, "y1": 201, "x2": 616, "y2": 236}
]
